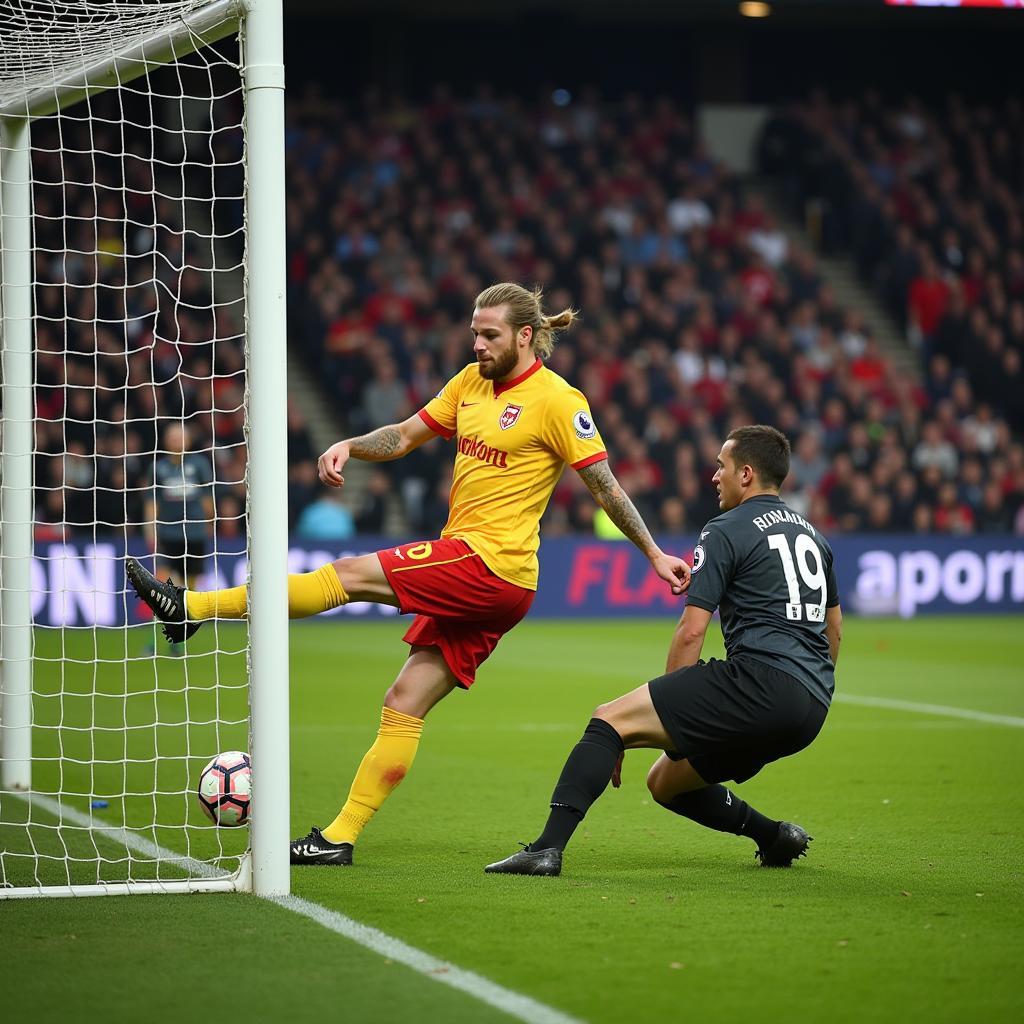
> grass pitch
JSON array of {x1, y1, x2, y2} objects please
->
[{"x1": 2, "y1": 615, "x2": 1022, "y2": 1023}]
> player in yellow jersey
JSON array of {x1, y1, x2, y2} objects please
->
[{"x1": 127, "y1": 282, "x2": 690, "y2": 866}]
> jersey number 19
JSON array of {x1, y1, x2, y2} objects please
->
[{"x1": 767, "y1": 534, "x2": 827, "y2": 624}]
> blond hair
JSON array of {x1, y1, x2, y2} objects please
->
[{"x1": 474, "y1": 282, "x2": 577, "y2": 359}]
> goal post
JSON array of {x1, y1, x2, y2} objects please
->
[
  {"x1": 241, "y1": 0, "x2": 290, "y2": 901},
  {"x1": 0, "y1": 113, "x2": 33, "y2": 795},
  {"x1": 0, "y1": 0, "x2": 289, "y2": 898}
]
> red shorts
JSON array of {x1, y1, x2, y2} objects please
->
[{"x1": 376, "y1": 538, "x2": 534, "y2": 688}]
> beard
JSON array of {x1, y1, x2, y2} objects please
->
[{"x1": 476, "y1": 342, "x2": 520, "y2": 380}]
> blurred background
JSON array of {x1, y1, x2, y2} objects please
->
[
  {"x1": 29, "y1": 0, "x2": 1024, "y2": 620},
  {"x1": 276, "y1": 0, "x2": 1024, "y2": 546}
]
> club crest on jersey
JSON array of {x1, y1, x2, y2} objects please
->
[
  {"x1": 573, "y1": 410, "x2": 597, "y2": 439},
  {"x1": 499, "y1": 403, "x2": 523, "y2": 430}
]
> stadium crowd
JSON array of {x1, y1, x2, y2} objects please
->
[
  {"x1": 283, "y1": 87, "x2": 1024, "y2": 538},
  {"x1": 759, "y1": 93, "x2": 1023, "y2": 425},
  {"x1": 28, "y1": 92, "x2": 318, "y2": 547},
  {"x1": 29, "y1": 85, "x2": 1023, "y2": 545}
]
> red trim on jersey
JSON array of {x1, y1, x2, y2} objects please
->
[
  {"x1": 418, "y1": 408, "x2": 454, "y2": 440},
  {"x1": 571, "y1": 451, "x2": 608, "y2": 471},
  {"x1": 493, "y1": 357, "x2": 542, "y2": 397}
]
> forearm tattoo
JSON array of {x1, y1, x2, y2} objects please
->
[
  {"x1": 578, "y1": 461, "x2": 657, "y2": 556},
  {"x1": 348, "y1": 425, "x2": 403, "y2": 461}
]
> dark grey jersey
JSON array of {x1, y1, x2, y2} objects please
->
[
  {"x1": 685, "y1": 494, "x2": 839, "y2": 707},
  {"x1": 154, "y1": 452, "x2": 213, "y2": 542}
]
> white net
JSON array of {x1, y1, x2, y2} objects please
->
[{"x1": 0, "y1": 0, "x2": 251, "y2": 894}]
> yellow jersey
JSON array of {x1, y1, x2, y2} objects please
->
[{"x1": 418, "y1": 358, "x2": 607, "y2": 590}]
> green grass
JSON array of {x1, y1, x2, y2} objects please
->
[{"x1": 2, "y1": 616, "x2": 1023, "y2": 1023}]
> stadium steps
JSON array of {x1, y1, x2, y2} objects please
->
[
  {"x1": 282, "y1": 354, "x2": 408, "y2": 537},
  {"x1": 284, "y1": 350, "x2": 376, "y2": 519},
  {"x1": 756, "y1": 180, "x2": 920, "y2": 379},
  {"x1": 195, "y1": 197, "x2": 381, "y2": 532}
]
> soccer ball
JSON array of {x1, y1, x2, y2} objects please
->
[{"x1": 197, "y1": 751, "x2": 252, "y2": 827}]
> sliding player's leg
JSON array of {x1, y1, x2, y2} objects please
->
[
  {"x1": 646, "y1": 754, "x2": 811, "y2": 867},
  {"x1": 645, "y1": 754, "x2": 786, "y2": 854},
  {"x1": 126, "y1": 550, "x2": 398, "y2": 643},
  {"x1": 485, "y1": 681, "x2": 672, "y2": 876},
  {"x1": 291, "y1": 646, "x2": 457, "y2": 866},
  {"x1": 643, "y1": 658, "x2": 826, "y2": 867}
]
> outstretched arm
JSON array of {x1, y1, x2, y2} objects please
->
[
  {"x1": 665, "y1": 604, "x2": 713, "y2": 673},
  {"x1": 318, "y1": 413, "x2": 437, "y2": 488},
  {"x1": 577, "y1": 460, "x2": 690, "y2": 595}
]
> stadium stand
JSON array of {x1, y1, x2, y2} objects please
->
[
  {"x1": 282, "y1": 87, "x2": 1023, "y2": 538},
  {"x1": 33, "y1": 87, "x2": 1021, "y2": 542},
  {"x1": 758, "y1": 92, "x2": 1023, "y2": 431},
  {"x1": 29, "y1": 112, "x2": 317, "y2": 546}
]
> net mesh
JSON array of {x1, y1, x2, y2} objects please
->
[
  {"x1": 0, "y1": 0, "x2": 220, "y2": 110},
  {"x1": 0, "y1": 0, "x2": 250, "y2": 893}
]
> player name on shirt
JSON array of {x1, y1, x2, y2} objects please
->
[{"x1": 751, "y1": 508, "x2": 817, "y2": 535}]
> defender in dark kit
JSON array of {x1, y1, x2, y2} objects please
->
[{"x1": 487, "y1": 425, "x2": 843, "y2": 877}]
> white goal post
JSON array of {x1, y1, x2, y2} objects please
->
[{"x1": 0, "y1": 0, "x2": 289, "y2": 898}]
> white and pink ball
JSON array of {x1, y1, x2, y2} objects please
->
[{"x1": 197, "y1": 751, "x2": 252, "y2": 827}]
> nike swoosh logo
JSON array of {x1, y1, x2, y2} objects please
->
[
  {"x1": 294, "y1": 841, "x2": 337, "y2": 855},
  {"x1": 460, "y1": 401, "x2": 478, "y2": 407}
]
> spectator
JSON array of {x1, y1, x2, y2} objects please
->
[
  {"x1": 295, "y1": 490, "x2": 355, "y2": 542},
  {"x1": 912, "y1": 422, "x2": 958, "y2": 478},
  {"x1": 908, "y1": 254, "x2": 950, "y2": 347},
  {"x1": 288, "y1": 403, "x2": 316, "y2": 468},
  {"x1": 933, "y1": 481, "x2": 975, "y2": 535},
  {"x1": 360, "y1": 358, "x2": 409, "y2": 431},
  {"x1": 788, "y1": 431, "x2": 830, "y2": 493},
  {"x1": 137, "y1": 422, "x2": 216, "y2": 652},
  {"x1": 667, "y1": 186, "x2": 712, "y2": 235},
  {"x1": 356, "y1": 470, "x2": 391, "y2": 535},
  {"x1": 865, "y1": 493, "x2": 894, "y2": 533},
  {"x1": 976, "y1": 482, "x2": 1011, "y2": 533}
]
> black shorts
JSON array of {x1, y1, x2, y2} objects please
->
[
  {"x1": 647, "y1": 656, "x2": 828, "y2": 785},
  {"x1": 156, "y1": 536, "x2": 208, "y2": 585}
]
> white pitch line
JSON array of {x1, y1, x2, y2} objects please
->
[
  {"x1": 17, "y1": 690, "x2": 1018, "y2": 1020},
  {"x1": 16, "y1": 792, "x2": 227, "y2": 878},
  {"x1": 12, "y1": 793, "x2": 583, "y2": 1024},
  {"x1": 835, "y1": 693, "x2": 1024, "y2": 728},
  {"x1": 270, "y1": 893, "x2": 584, "y2": 1024}
]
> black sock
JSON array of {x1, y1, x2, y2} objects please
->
[
  {"x1": 532, "y1": 718, "x2": 624, "y2": 852},
  {"x1": 657, "y1": 785, "x2": 781, "y2": 849}
]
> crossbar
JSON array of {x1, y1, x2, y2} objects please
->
[{"x1": 0, "y1": 0, "x2": 245, "y2": 120}]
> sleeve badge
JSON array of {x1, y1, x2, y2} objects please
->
[
  {"x1": 573, "y1": 410, "x2": 597, "y2": 439},
  {"x1": 691, "y1": 544, "x2": 706, "y2": 572}
]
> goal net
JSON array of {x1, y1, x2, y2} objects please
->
[{"x1": 0, "y1": 0, "x2": 289, "y2": 898}]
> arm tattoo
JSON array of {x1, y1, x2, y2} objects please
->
[
  {"x1": 577, "y1": 460, "x2": 657, "y2": 557},
  {"x1": 347, "y1": 425, "x2": 403, "y2": 461}
]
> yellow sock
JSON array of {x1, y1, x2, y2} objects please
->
[
  {"x1": 184, "y1": 583, "x2": 247, "y2": 621},
  {"x1": 285, "y1": 564, "x2": 348, "y2": 618},
  {"x1": 184, "y1": 564, "x2": 348, "y2": 621},
  {"x1": 321, "y1": 707, "x2": 424, "y2": 845}
]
